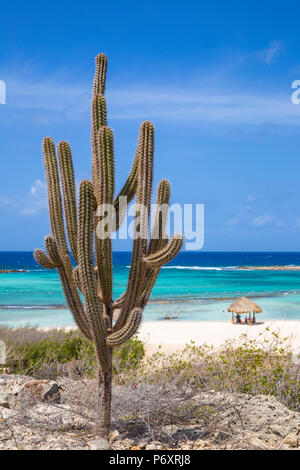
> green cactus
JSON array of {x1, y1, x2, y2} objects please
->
[{"x1": 34, "y1": 53, "x2": 183, "y2": 442}]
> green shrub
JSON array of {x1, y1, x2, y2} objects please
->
[
  {"x1": 0, "y1": 327, "x2": 144, "y2": 378},
  {"x1": 113, "y1": 336, "x2": 145, "y2": 374}
]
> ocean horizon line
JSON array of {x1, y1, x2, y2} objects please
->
[{"x1": 2, "y1": 250, "x2": 300, "y2": 254}]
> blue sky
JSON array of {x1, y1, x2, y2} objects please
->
[{"x1": 1, "y1": 1, "x2": 300, "y2": 251}]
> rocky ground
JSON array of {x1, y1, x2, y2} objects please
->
[{"x1": 0, "y1": 374, "x2": 299, "y2": 450}]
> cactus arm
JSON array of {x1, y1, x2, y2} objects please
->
[
  {"x1": 134, "y1": 180, "x2": 171, "y2": 310},
  {"x1": 44, "y1": 234, "x2": 61, "y2": 264},
  {"x1": 147, "y1": 179, "x2": 171, "y2": 255},
  {"x1": 93, "y1": 126, "x2": 114, "y2": 303},
  {"x1": 112, "y1": 119, "x2": 155, "y2": 232},
  {"x1": 40, "y1": 138, "x2": 92, "y2": 339},
  {"x1": 57, "y1": 141, "x2": 78, "y2": 263},
  {"x1": 137, "y1": 236, "x2": 182, "y2": 311},
  {"x1": 91, "y1": 54, "x2": 108, "y2": 186},
  {"x1": 33, "y1": 249, "x2": 56, "y2": 269},
  {"x1": 91, "y1": 94, "x2": 107, "y2": 175},
  {"x1": 73, "y1": 266, "x2": 82, "y2": 292},
  {"x1": 112, "y1": 107, "x2": 152, "y2": 225},
  {"x1": 78, "y1": 180, "x2": 109, "y2": 371},
  {"x1": 93, "y1": 53, "x2": 107, "y2": 96},
  {"x1": 144, "y1": 234, "x2": 183, "y2": 267},
  {"x1": 136, "y1": 121, "x2": 155, "y2": 246},
  {"x1": 42, "y1": 137, "x2": 69, "y2": 265},
  {"x1": 93, "y1": 127, "x2": 114, "y2": 205},
  {"x1": 114, "y1": 121, "x2": 154, "y2": 331},
  {"x1": 58, "y1": 260, "x2": 92, "y2": 341},
  {"x1": 112, "y1": 149, "x2": 138, "y2": 231},
  {"x1": 137, "y1": 241, "x2": 171, "y2": 309},
  {"x1": 46, "y1": 235, "x2": 92, "y2": 340},
  {"x1": 112, "y1": 292, "x2": 126, "y2": 310},
  {"x1": 113, "y1": 151, "x2": 138, "y2": 205},
  {"x1": 91, "y1": 54, "x2": 113, "y2": 306},
  {"x1": 34, "y1": 237, "x2": 92, "y2": 341},
  {"x1": 107, "y1": 308, "x2": 142, "y2": 347},
  {"x1": 92, "y1": 53, "x2": 137, "y2": 233}
]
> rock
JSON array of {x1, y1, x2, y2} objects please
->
[
  {"x1": 145, "y1": 442, "x2": 163, "y2": 450},
  {"x1": 1, "y1": 374, "x2": 299, "y2": 451},
  {"x1": 0, "y1": 375, "x2": 28, "y2": 394},
  {"x1": 193, "y1": 440, "x2": 208, "y2": 449},
  {"x1": 162, "y1": 424, "x2": 179, "y2": 435},
  {"x1": 0, "y1": 375, "x2": 27, "y2": 409},
  {"x1": 116, "y1": 438, "x2": 134, "y2": 449},
  {"x1": 0, "y1": 407, "x2": 16, "y2": 420},
  {"x1": 283, "y1": 433, "x2": 298, "y2": 448},
  {"x1": 0, "y1": 392, "x2": 17, "y2": 409},
  {"x1": 18, "y1": 380, "x2": 60, "y2": 406},
  {"x1": 23, "y1": 403, "x2": 92, "y2": 431},
  {"x1": 137, "y1": 442, "x2": 147, "y2": 450},
  {"x1": 213, "y1": 431, "x2": 230, "y2": 443},
  {"x1": 90, "y1": 437, "x2": 112, "y2": 450},
  {"x1": 109, "y1": 430, "x2": 119, "y2": 444}
]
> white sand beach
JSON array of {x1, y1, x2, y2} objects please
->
[
  {"x1": 137, "y1": 320, "x2": 300, "y2": 355},
  {"x1": 41, "y1": 319, "x2": 300, "y2": 355}
]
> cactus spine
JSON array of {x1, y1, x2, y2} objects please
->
[{"x1": 34, "y1": 53, "x2": 183, "y2": 441}]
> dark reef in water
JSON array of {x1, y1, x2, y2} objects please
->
[{"x1": 0, "y1": 269, "x2": 29, "y2": 273}]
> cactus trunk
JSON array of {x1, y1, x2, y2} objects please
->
[
  {"x1": 95, "y1": 356, "x2": 112, "y2": 439},
  {"x1": 34, "y1": 52, "x2": 183, "y2": 443}
]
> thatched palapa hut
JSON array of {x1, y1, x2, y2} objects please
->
[{"x1": 227, "y1": 297, "x2": 262, "y2": 324}]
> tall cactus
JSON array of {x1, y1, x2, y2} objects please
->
[{"x1": 34, "y1": 53, "x2": 183, "y2": 443}]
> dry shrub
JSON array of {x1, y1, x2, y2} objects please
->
[
  {"x1": 0, "y1": 325, "x2": 299, "y2": 447},
  {"x1": 120, "y1": 329, "x2": 299, "y2": 412}
]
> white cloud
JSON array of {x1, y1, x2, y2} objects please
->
[
  {"x1": 0, "y1": 180, "x2": 47, "y2": 217},
  {"x1": 20, "y1": 179, "x2": 47, "y2": 216},
  {"x1": 29, "y1": 179, "x2": 46, "y2": 196},
  {"x1": 20, "y1": 207, "x2": 40, "y2": 216},
  {"x1": 255, "y1": 40, "x2": 283, "y2": 65},
  {"x1": 225, "y1": 205, "x2": 252, "y2": 226},
  {"x1": 251, "y1": 214, "x2": 286, "y2": 228},
  {"x1": 226, "y1": 197, "x2": 289, "y2": 229},
  {"x1": 252, "y1": 213, "x2": 273, "y2": 226},
  {"x1": 245, "y1": 193, "x2": 259, "y2": 203},
  {"x1": 0, "y1": 196, "x2": 12, "y2": 206},
  {"x1": 2, "y1": 65, "x2": 300, "y2": 130},
  {"x1": 106, "y1": 86, "x2": 299, "y2": 127},
  {"x1": 276, "y1": 220, "x2": 288, "y2": 228}
]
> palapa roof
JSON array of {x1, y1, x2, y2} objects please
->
[{"x1": 227, "y1": 297, "x2": 262, "y2": 314}]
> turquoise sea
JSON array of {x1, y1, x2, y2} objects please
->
[{"x1": 1, "y1": 251, "x2": 300, "y2": 327}]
